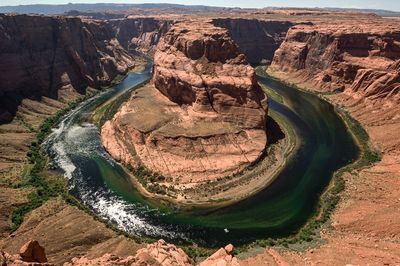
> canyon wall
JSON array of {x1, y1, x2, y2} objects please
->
[
  {"x1": 0, "y1": 14, "x2": 135, "y2": 124},
  {"x1": 212, "y1": 18, "x2": 293, "y2": 64},
  {"x1": 269, "y1": 21, "x2": 400, "y2": 101},
  {"x1": 153, "y1": 20, "x2": 268, "y2": 129},
  {"x1": 102, "y1": 20, "x2": 268, "y2": 192},
  {"x1": 110, "y1": 17, "x2": 172, "y2": 56},
  {"x1": 265, "y1": 17, "x2": 400, "y2": 265}
]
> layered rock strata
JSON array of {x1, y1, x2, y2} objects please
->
[
  {"x1": 102, "y1": 20, "x2": 268, "y2": 191},
  {"x1": 212, "y1": 18, "x2": 293, "y2": 63},
  {"x1": 269, "y1": 20, "x2": 400, "y2": 101},
  {"x1": 0, "y1": 13, "x2": 139, "y2": 181},
  {"x1": 0, "y1": 13, "x2": 135, "y2": 124},
  {"x1": 262, "y1": 17, "x2": 400, "y2": 265},
  {"x1": 110, "y1": 17, "x2": 172, "y2": 56}
]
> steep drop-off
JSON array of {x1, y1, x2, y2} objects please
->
[
  {"x1": 0, "y1": 14, "x2": 135, "y2": 124},
  {"x1": 102, "y1": 20, "x2": 268, "y2": 200},
  {"x1": 264, "y1": 17, "x2": 400, "y2": 265},
  {"x1": 212, "y1": 18, "x2": 293, "y2": 63},
  {"x1": 269, "y1": 20, "x2": 400, "y2": 101},
  {"x1": 0, "y1": 10, "x2": 399, "y2": 266},
  {"x1": 110, "y1": 17, "x2": 172, "y2": 56}
]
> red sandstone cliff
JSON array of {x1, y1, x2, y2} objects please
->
[
  {"x1": 110, "y1": 17, "x2": 172, "y2": 56},
  {"x1": 0, "y1": 14, "x2": 135, "y2": 124},
  {"x1": 102, "y1": 20, "x2": 268, "y2": 199},
  {"x1": 269, "y1": 20, "x2": 400, "y2": 101},
  {"x1": 153, "y1": 20, "x2": 268, "y2": 129},
  {"x1": 212, "y1": 18, "x2": 293, "y2": 63}
]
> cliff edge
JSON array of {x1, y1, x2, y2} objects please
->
[{"x1": 102, "y1": 20, "x2": 268, "y2": 202}]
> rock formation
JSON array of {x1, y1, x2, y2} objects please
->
[
  {"x1": 65, "y1": 240, "x2": 241, "y2": 266},
  {"x1": 0, "y1": 9, "x2": 399, "y2": 266},
  {"x1": 212, "y1": 18, "x2": 293, "y2": 63},
  {"x1": 0, "y1": 240, "x2": 53, "y2": 265},
  {"x1": 102, "y1": 20, "x2": 268, "y2": 195},
  {"x1": 199, "y1": 244, "x2": 239, "y2": 266},
  {"x1": 2, "y1": 240, "x2": 241, "y2": 266},
  {"x1": 269, "y1": 20, "x2": 400, "y2": 101},
  {"x1": 0, "y1": 13, "x2": 135, "y2": 124},
  {"x1": 19, "y1": 240, "x2": 47, "y2": 263},
  {"x1": 110, "y1": 17, "x2": 172, "y2": 56},
  {"x1": 65, "y1": 239, "x2": 193, "y2": 266}
]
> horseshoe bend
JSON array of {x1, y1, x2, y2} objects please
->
[
  {"x1": 0, "y1": 4, "x2": 399, "y2": 266},
  {"x1": 101, "y1": 20, "x2": 277, "y2": 204}
]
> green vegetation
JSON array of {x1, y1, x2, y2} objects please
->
[
  {"x1": 181, "y1": 246, "x2": 214, "y2": 261},
  {"x1": 131, "y1": 165, "x2": 172, "y2": 196},
  {"x1": 10, "y1": 94, "x2": 97, "y2": 231},
  {"x1": 260, "y1": 83, "x2": 284, "y2": 104},
  {"x1": 243, "y1": 110, "x2": 380, "y2": 251},
  {"x1": 241, "y1": 75, "x2": 381, "y2": 252},
  {"x1": 9, "y1": 70, "x2": 136, "y2": 232},
  {"x1": 8, "y1": 63, "x2": 383, "y2": 261},
  {"x1": 109, "y1": 74, "x2": 126, "y2": 86},
  {"x1": 338, "y1": 108, "x2": 382, "y2": 167}
]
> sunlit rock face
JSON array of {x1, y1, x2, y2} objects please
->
[
  {"x1": 270, "y1": 21, "x2": 400, "y2": 101},
  {"x1": 153, "y1": 20, "x2": 268, "y2": 129},
  {"x1": 102, "y1": 20, "x2": 268, "y2": 185}
]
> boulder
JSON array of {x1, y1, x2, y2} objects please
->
[
  {"x1": 65, "y1": 239, "x2": 193, "y2": 266},
  {"x1": 19, "y1": 240, "x2": 47, "y2": 263},
  {"x1": 199, "y1": 244, "x2": 239, "y2": 266}
]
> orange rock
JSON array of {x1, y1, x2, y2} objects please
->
[
  {"x1": 0, "y1": 251, "x2": 8, "y2": 265},
  {"x1": 65, "y1": 240, "x2": 193, "y2": 266},
  {"x1": 19, "y1": 240, "x2": 47, "y2": 263},
  {"x1": 224, "y1": 244, "x2": 234, "y2": 254},
  {"x1": 200, "y1": 244, "x2": 239, "y2": 266},
  {"x1": 102, "y1": 20, "x2": 268, "y2": 190},
  {"x1": 270, "y1": 19, "x2": 400, "y2": 101}
]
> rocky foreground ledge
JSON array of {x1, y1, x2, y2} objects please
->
[
  {"x1": 1, "y1": 240, "x2": 239, "y2": 266},
  {"x1": 102, "y1": 20, "x2": 269, "y2": 202}
]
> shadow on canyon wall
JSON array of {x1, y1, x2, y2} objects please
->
[{"x1": 0, "y1": 15, "x2": 293, "y2": 125}]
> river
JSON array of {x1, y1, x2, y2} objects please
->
[{"x1": 43, "y1": 65, "x2": 359, "y2": 247}]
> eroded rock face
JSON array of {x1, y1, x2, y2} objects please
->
[
  {"x1": 0, "y1": 240, "x2": 54, "y2": 265},
  {"x1": 270, "y1": 20, "x2": 400, "y2": 101},
  {"x1": 0, "y1": 14, "x2": 135, "y2": 124},
  {"x1": 110, "y1": 17, "x2": 172, "y2": 56},
  {"x1": 212, "y1": 18, "x2": 293, "y2": 63},
  {"x1": 19, "y1": 240, "x2": 47, "y2": 263},
  {"x1": 102, "y1": 20, "x2": 268, "y2": 194},
  {"x1": 153, "y1": 20, "x2": 268, "y2": 129}
]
